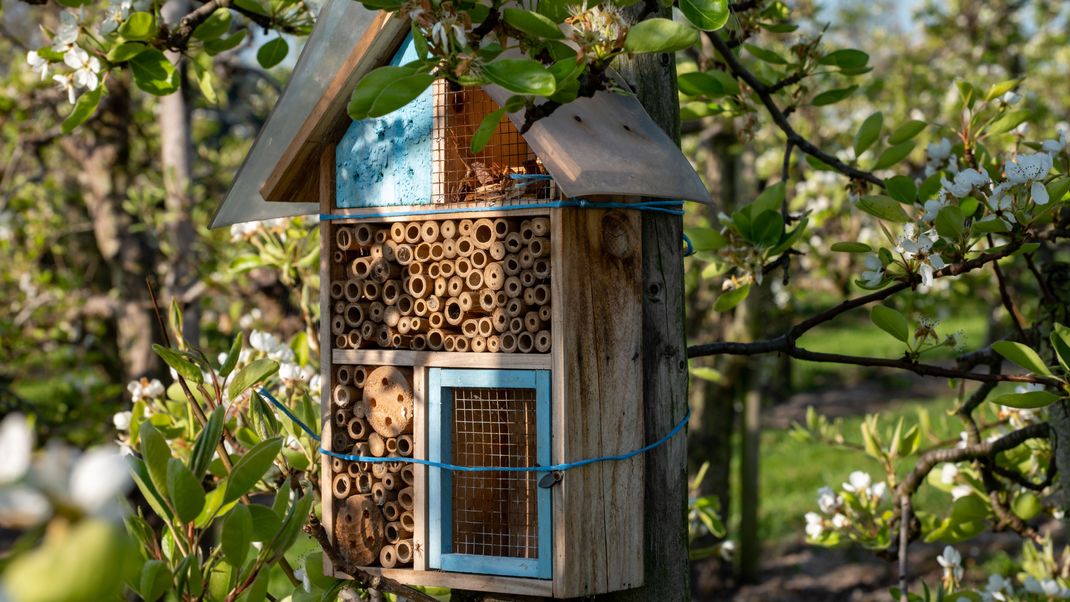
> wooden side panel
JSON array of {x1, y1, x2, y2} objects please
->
[
  {"x1": 319, "y1": 145, "x2": 337, "y2": 577},
  {"x1": 551, "y1": 206, "x2": 645, "y2": 596},
  {"x1": 412, "y1": 363, "x2": 427, "y2": 570}
]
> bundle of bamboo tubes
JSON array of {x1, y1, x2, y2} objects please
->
[
  {"x1": 330, "y1": 217, "x2": 552, "y2": 353},
  {"x1": 331, "y1": 365, "x2": 416, "y2": 569}
]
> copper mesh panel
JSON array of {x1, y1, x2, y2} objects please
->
[
  {"x1": 451, "y1": 387, "x2": 539, "y2": 559},
  {"x1": 433, "y1": 81, "x2": 557, "y2": 205}
]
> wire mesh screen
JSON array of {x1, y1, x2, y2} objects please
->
[
  {"x1": 433, "y1": 81, "x2": 557, "y2": 206},
  {"x1": 451, "y1": 386, "x2": 540, "y2": 559}
]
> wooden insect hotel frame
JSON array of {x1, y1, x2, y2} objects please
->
[{"x1": 212, "y1": 2, "x2": 708, "y2": 597}]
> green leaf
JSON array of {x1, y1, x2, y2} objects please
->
[
  {"x1": 857, "y1": 195, "x2": 911, "y2": 223},
  {"x1": 220, "y1": 333, "x2": 242, "y2": 378},
  {"x1": 751, "y1": 210, "x2": 784, "y2": 247},
  {"x1": 128, "y1": 456, "x2": 172, "y2": 520},
  {"x1": 227, "y1": 358, "x2": 279, "y2": 402},
  {"x1": 106, "y1": 42, "x2": 146, "y2": 63},
  {"x1": 992, "y1": 391, "x2": 1060, "y2": 409},
  {"x1": 130, "y1": 49, "x2": 180, "y2": 96},
  {"x1": 831, "y1": 242, "x2": 872, "y2": 253},
  {"x1": 483, "y1": 58, "x2": 557, "y2": 96},
  {"x1": 138, "y1": 559, "x2": 171, "y2": 602},
  {"x1": 679, "y1": 72, "x2": 729, "y2": 97},
  {"x1": 1012, "y1": 491, "x2": 1042, "y2": 520},
  {"x1": 985, "y1": 79, "x2": 1020, "y2": 101},
  {"x1": 887, "y1": 120, "x2": 926, "y2": 145},
  {"x1": 811, "y1": 85, "x2": 857, "y2": 106},
  {"x1": 502, "y1": 8, "x2": 564, "y2": 39},
  {"x1": 224, "y1": 437, "x2": 283, "y2": 503},
  {"x1": 153, "y1": 343, "x2": 203, "y2": 383},
  {"x1": 714, "y1": 284, "x2": 750, "y2": 312},
  {"x1": 119, "y1": 12, "x2": 155, "y2": 41},
  {"x1": 870, "y1": 305, "x2": 909, "y2": 343},
  {"x1": 189, "y1": 406, "x2": 225, "y2": 480},
  {"x1": 1045, "y1": 177, "x2": 1070, "y2": 205},
  {"x1": 743, "y1": 43, "x2": 787, "y2": 64},
  {"x1": 1051, "y1": 323, "x2": 1070, "y2": 372},
  {"x1": 264, "y1": 491, "x2": 314, "y2": 563},
  {"x1": 348, "y1": 64, "x2": 435, "y2": 119},
  {"x1": 871, "y1": 141, "x2": 915, "y2": 170},
  {"x1": 752, "y1": 182, "x2": 785, "y2": 215},
  {"x1": 192, "y1": 8, "x2": 232, "y2": 40},
  {"x1": 853, "y1": 112, "x2": 883, "y2": 156},
  {"x1": 625, "y1": 18, "x2": 699, "y2": 54},
  {"x1": 769, "y1": 216, "x2": 808, "y2": 256},
  {"x1": 204, "y1": 31, "x2": 246, "y2": 56},
  {"x1": 818, "y1": 48, "x2": 869, "y2": 70},
  {"x1": 679, "y1": 0, "x2": 729, "y2": 31},
  {"x1": 885, "y1": 175, "x2": 917, "y2": 204},
  {"x1": 191, "y1": 59, "x2": 217, "y2": 104},
  {"x1": 167, "y1": 458, "x2": 206, "y2": 523},
  {"x1": 992, "y1": 341, "x2": 1052, "y2": 376},
  {"x1": 471, "y1": 108, "x2": 505, "y2": 153},
  {"x1": 222, "y1": 504, "x2": 253, "y2": 567},
  {"x1": 987, "y1": 109, "x2": 1030, "y2": 135},
  {"x1": 61, "y1": 85, "x2": 103, "y2": 134},
  {"x1": 934, "y1": 205, "x2": 965, "y2": 240},
  {"x1": 689, "y1": 366, "x2": 722, "y2": 382},
  {"x1": 686, "y1": 226, "x2": 727, "y2": 252},
  {"x1": 256, "y1": 37, "x2": 288, "y2": 69},
  {"x1": 248, "y1": 504, "x2": 282, "y2": 541},
  {"x1": 139, "y1": 423, "x2": 173, "y2": 499},
  {"x1": 233, "y1": 0, "x2": 269, "y2": 15}
]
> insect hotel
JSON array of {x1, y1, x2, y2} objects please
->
[{"x1": 212, "y1": 0, "x2": 708, "y2": 597}]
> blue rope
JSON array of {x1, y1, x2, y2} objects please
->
[
  {"x1": 682, "y1": 232, "x2": 695, "y2": 257},
  {"x1": 257, "y1": 388, "x2": 689, "y2": 473}
]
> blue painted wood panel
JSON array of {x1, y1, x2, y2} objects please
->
[
  {"x1": 335, "y1": 35, "x2": 432, "y2": 208},
  {"x1": 428, "y1": 368, "x2": 553, "y2": 579}
]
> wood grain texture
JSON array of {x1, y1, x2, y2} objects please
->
[
  {"x1": 551, "y1": 206, "x2": 645, "y2": 597},
  {"x1": 319, "y1": 144, "x2": 337, "y2": 577},
  {"x1": 342, "y1": 568, "x2": 553, "y2": 597},
  {"x1": 333, "y1": 349, "x2": 551, "y2": 370}
]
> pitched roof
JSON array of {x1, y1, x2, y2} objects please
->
[{"x1": 212, "y1": 1, "x2": 708, "y2": 228}]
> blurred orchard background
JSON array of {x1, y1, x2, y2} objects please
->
[{"x1": 2, "y1": 0, "x2": 1070, "y2": 600}]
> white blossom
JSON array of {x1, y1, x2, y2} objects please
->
[
  {"x1": 250, "y1": 330, "x2": 295, "y2": 363},
  {"x1": 951, "y1": 484, "x2": 973, "y2": 500},
  {"x1": 937, "y1": 545, "x2": 963, "y2": 585},
  {"x1": 927, "y1": 138, "x2": 952, "y2": 161},
  {"x1": 804, "y1": 511, "x2": 824, "y2": 538},
  {"x1": 100, "y1": 0, "x2": 133, "y2": 35},
  {"x1": 983, "y1": 574, "x2": 1012, "y2": 602},
  {"x1": 842, "y1": 471, "x2": 871, "y2": 493},
  {"x1": 53, "y1": 73, "x2": 76, "y2": 104},
  {"x1": 922, "y1": 196, "x2": 948, "y2": 222},
  {"x1": 940, "y1": 463, "x2": 958, "y2": 484},
  {"x1": 860, "y1": 253, "x2": 884, "y2": 287},
  {"x1": 230, "y1": 221, "x2": 261, "y2": 241},
  {"x1": 63, "y1": 46, "x2": 101, "y2": 91},
  {"x1": 817, "y1": 486, "x2": 840, "y2": 514},
  {"x1": 1001, "y1": 90, "x2": 1021, "y2": 105},
  {"x1": 1005, "y1": 153, "x2": 1052, "y2": 205},
  {"x1": 831, "y1": 513, "x2": 848, "y2": 529},
  {"x1": 26, "y1": 50, "x2": 49, "y2": 81},
  {"x1": 1042, "y1": 131, "x2": 1068, "y2": 154},
  {"x1": 112, "y1": 411, "x2": 132, "y2": 431},
  {"x1": 870, "y1": 481, "x2": 887, "y2": 500},
  {"x1": 69, "y1": 445, "x2": 131, "y2": 515},
  {"x1": 0, "y1": 414, "x2": 33, "y2": 484},
  {"x1": 942, "y1": 167, "x2": 990, "y2": 198},
  {"x1": 1024, "y1": 577, "x2": 1070, "y2": 598},
  {"x1": 51, "y1": 10, "x2": 81, "y2": 54},
  {"x1": 127, "y1": 378, "x2": 165, "y2": 402}
]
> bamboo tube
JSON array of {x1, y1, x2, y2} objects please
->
[
  {"x1": 355, "y1": 473, "x2": 373, "y2": 494},
  {"x1": 520, "y1": 219, "x2": 535, "y2": 242},
  {"x1": 330, "y1": 281, "x2": 345, "y2": 299},
  {"x1": 414, "y1": 242, "x2": 432, "y2": 263},
  {"x1": 420, "y1": 220, "x2": 440, "y2": 243},
  {"x1": 333, "y1": 250, "x2": 345, "y2": 265},
  {"x1": 509, "y1": 317, "x2": 524, "y2": 334},
  {"x1": 500, "y1": 332, "x2": 518, "y2": 353},
  {"x1": 332, "y1": 457, "x2": 345, "y2": 474},
  {"x1": 396, "y1": 435, "x2": 413, "y2": 457},
  {"x1": 411, "y1": 334, "x2": 427, "y2": 350},
  {"x1": 347, "y1": 416, "x2": 369, "y2": 440},
  {"x1": 360, "y1": 321, "x2": 376, "y2": 341},
  {"x1": 489, "y1": 241, "x2": 507, "y2": 261},
  {"x1": 492, "y1": 308, "x2": 509, "y2": 333},
  {"x1": 336, "y1": 227, "x2": 354, "y2": 250},
  {"x1": 351, "y1": 398, "x2": 367, "y2": 420},
  {"x1": 382, "y1": 280, "x2": 401, "y2": 305},
  {"x1": 443, "y1": 335, "x2": 456, "y2": 352},
  {"x1": 407, "y1": 262, "x2": 423, "y2": 277},
  {"x1": 333, "y1": 385, "x2": 358, "y2": 408},
  {"x1": 471, "y1": 336, "x2": 486, "y2": 352},
  {"x1": 334, "y1": 408, "x2": 349, "y2": 428},
  {"x1": 426, "y1": 261, "x2": 441, "y2": 279},
  {"x1": 472, "y1": 218, "x2": 495, "y2": 249},
  {"x1": 372, "y1": 462, "x2": 389, "y2": 479},
  {"x1": 383, "y1": 501, "x2": 400, "y2": 522},
  {"x1": 429, "y1": 241, "x2": 445, "y2": 261},
  {"x1": 332, "y1": 431, "x2": 350, "y2": 452},
  {"x1": 533, "y1": 284, "x2": 550, "y2": 306},
  {"x1": 334, "y1": 301, "x2": 346, "y2": 316},
  {"x1": 453, "y1": 257, "x2": 471, "y2": 278},
  {"x1": 524, "y1": 311, "x2": 541, "y2": 333},
  {"x1": 352, "y1": 366, "x2": 368, "y2": 388},
  {"x1": 426, "y1": 295, "x2": 442, "y2": 313},
  {"x1": 426, "y1": 329, "x2": 445, "y2": 350},
  {"x1": 401, "y1": 511, "x2": 414, "y2": 533},
  {"x1": 394, "y1": 244, "x2": 414, "y2": 265},
  {"x1": 384, "y1": 306, "x2": 401, "y2": 328},
  {"x1": 504, "y1": 277, "x2": 523, "y2": 299},
  {"x1": 529, "y1": 237, "x2": 550, "y2": 258},
  {"x1": 442, "y1": 237, "x2": 457, "y2": 259},
  {"x1": 336, "y1": 365, "x2": 353, "y2": 385},
  {"x1": 483, "y1": 263, "x2": 505, "y2": 290},
  {"x1": 444, "y1": 298, "x2": 465, "y2": 325},
  {"x1": 535, "y1": 330, "x2": 552, "y2": 352},
  {"x1": 395, "y1": 540, "x2": 413, "y2": 565},
  {"x1": 368, "y1": 432, "x2": 386, "y2": 457},
  {"x1": 441, "y1": 220, "x2": 457, "y2": 239},
  {"x1": 382, "y1": 473, "x2": 399, "y2": 492},
  {"x1": 407, "y1": 317, "x2": 428, "y2": 333},
  {"x1": 398, "y1": 315, "x2": 411, "y2": 332},
  {"x1": 390, "y1": 332, "x2": 410, "y2": 348},
  {"x1": 479, "y1": 291, "x2": 497, "y2": 312},
  {"x1": 465, "y1": 269, "x2": 484, "y2": 290},
  {"x1": 533, "y1": 257, "x2": 551, "y2": 279},
  {"x1": 332, "y1": 474, "x2": 351, "y2": 499},
  {"x1": 469, "y1": 249, "x2": 489, "y2": 269},
  {"x1": 401, "y1": 465, "x2": 414, "y2": 485},
  {"x1": 413, "y1": 298, "x2": 427, "y2": 317},
  {"x1": 351, "y1": 442, "x2": 369, "y2": 460},
  {"x1": 346, "y1": 332, "x2": 362, "y2": 349},
  {"x1": 447, "y1": 276, "x2": 464, "y2": 298},
  {"x1": 428, "y1": 312, "x2": 445, "y2": 329},
  {"x1": 458, "y1": 219, "x2": 474, "y2": 236},
  {"x1": 368, "y1": 302, "x2": 385, "y2": 323},
  {"x1": 382, "y1": 240, "x2": 398, "y2": 263},
  {"x1": 350, "y1": 257, "x2": 373, "y2": 279},
  {"x1": 362, "y1": 280, "x2": 380, "y2": 301},
  {"x1": 505, "y1": 232, "x2": 523, "y2": 253},
  {"x1": 385, "y1": 437, "x2": 399, "y2": 455},
  {"x1": 369, "y1": 243, "x2": 383, "y2": 259},
  {"x1": 519, "y1": 249, "x2": 535, "y2": 270},
  {"x1": 503, "y1": 255, "x2": 522, "y2": 276},
  {"x1": 539, "y1": 304, "x2": 552, "y2": 322},
  {"x1": 398, "y1": 487, "x2": 414, "y2": 511},
  {"x1": 486, "y1": 335, "x2": 501, "y2": 352},
  {"x1": 454, "y1": 336, "x2": 470, "y2": 352},
  {"x1": 372, "y1": 258, "x2": 398, "y2": 282},
  {"x1": 461, "y1": 319, "x2": 479, "y2": 338},
  {"x1": 495, "y1": 291, "x2": 508, "y2": 307},
  {"x1": 433, "y1": 277, "x2": 447, "y2": 297},
  {"x1": 334, "y1": 334, "x2": 348, "y2": 349},
  {"x1": 357, "y1": 224, "x2": 377, "y2": 246},
  {"x1": 478, "y1": 317, "x2": 494, "y2": 337},
  {"x1": 404, "y1": 222, "x2": 422, "y2": 244},
  {"x1": 439, "y1": 259, "x2": 455, "y2": 278},
  {"x1": 378, "y1": 228, "x2": 390, "y2": 244},
  {"x1": 492, "y1": 217, "x2": 510, "y2": 238},
  {"x1": 520, "y1": 270, "x2": 537, "y2": 287},
  {"x1": 376, "y1": 325, "x2": 391, "y2": 347},
  {"x1": 343, "y1": 303, "x2": 363, "y2": 327},
  {"x1": 380, "y1": 545, "x2": 398, "y2": 568},
  {"x1": 385, "y1": 523, "x2": 403, "y2": 545},
  {"x1": 397, "y1": 294, "x2": 414, "y2": 316},
  {"x1": 455, "y1": 236, "x2": 475, "y2": 257},
  {"x1": 388, "y1": 460, "x2": 405, "y2": 473},
  {"x1": 406, "y1": 274, "x2": 429, "y2": 298},
  {"x1": 523, "y1": 288, "x2": 536, "y2": 306},
  {"x1": 389, "y1": 223, "x2": 406, "y2": 243},
  {"x1": 331, "y1": 315, "x2": 346, "y2": 335},
  {"x1": 517, "y1": 331, "x2": 535, "y2": 353},
  {"x1": 346, "y1": 462, "x2": 361, "y2": 480},
  {"x1": 531, "y1": 217, "x2": 550, "y2": 236}
]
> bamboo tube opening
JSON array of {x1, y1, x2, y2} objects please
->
[
  {"x1": 444, "y1": 299, "x2": 464, "y2": 325},
  {"x1": 334, "y1": 408, "x2": 349, "y2": 427},
  {"x1": 535, "y1": 330, "x2": 552, "y2": 352},
  {"x1": 461, "y1": 320, "x2": 479, "y2": 337},
  {"x1": 406, "y1": 274, "x2": 428, "y2": 298},
  {"x1": 334, "y1": 301, "x2": 347, "y2": 316},
  {"x1": 443, "y1": 335, "x2": 457, "y2": 352},
  {"x1": 332, "y1": 474, "x2": 351, "y2": 499},
  {"x1": 376, "y1": 226, "x2": 389, "y2": 244},
  {"x1": 429, "y1": 242, "x2": 445, "y2": 261},
  {"x1": 505, "y1": 232, "x2": 523, "y2": 253},
  {"x1": 389, "y1": 222, "x2": 406, "y2": 243},
  {"x1": 346, "y1": 332, "x2": 362, "y2": 349},
  {"x1": 382, "y1": 473, "x2": 399, "y2": 492},
  {"x1": 447, "y1": 276, "x2": 464, "y2": 297},
  {"x1": 343, "y1": 304, "x2": 363, "y2": 327},
  {"x1": 483, "y1": 263, "x2": 505, "y2": 290},
  {"x1": 382, "y1": 281, "x2": 401, "y2": 305},
  {"x1": 376, "y1": 326, "x2": 391, "y2": 347},
  {"x1": 427, "y1": 329, "x2": 444, "y2": 350},
  {"x1": 372, "y1": 462, "x2": 389, "y2": 479},
  {"x1": 517, "y1": 331, "x2": 535, "y2": 353},
  {"x1": 479, "y1": 291, "x2": 497, "y2": 312},
  {"x1": 335, "y1": 334, "x2": 349, "y2": 349},
  {"x1": 503, "y1": 255, "x2": 521, "y2": 276},
  {"x1": 333, "y1": 250, "x2": 345, "y2": 264},
  {"x1": 401, "y1": 465, "x2": 414, "y2": 485},
  {"x1": 331, "y1": 315, "x2": 346, "y2": 335},
  {"x1": 500, "y1": 332, "x2": 518, "y2": 353},
  {"x1": 469, "y1": 249, "x2": 489, "y2": 269},
  {"x1": 347, "y1": 462, "x2": 361, "y2": 478},
  {"x1": 407, "y1": 262, "x2": 424, "y2": 276},
  {"x1": 486, "y1": 335, "x2": 501, "y2": 352},
  {"x1": 458, "y1": 219, "x2": 474, "y2": 236},
  {"x1": 353, "y1": 367, "x2": 368, "y2": 388},
  {"x1": 383, "y1": 501, "x2": 400, "y2": 522},
  {"x1": 533, "y1": 284, "x2": 550, "y2": 305},
  {"x1": 395, "y1": 244, "x2": 413, "y2": 265},
  {"x1": 372, "y1": 259, "x2": 397, "y2": 282},
  {"x1": 478, "y1": 317, "x2": 494, "y2": 337},
  {"x1": 398, "y1": 487, "x2": 414, "y2": 511},
  {"x1": 428, "y1": 312, "x2": 445, "y2": 329},
  {"x1": 350, "y1": 257, "x2": 373, "y2": 279},
  {"x1": 343, "y1": 280, "x2": 363, "y2": 302},
  {"x1": 396, "y1": 435, "x2": 413, "y2": 457},
  {"x1": 347, "y1": 416, "x2": 368, "y2": 440},
  {"x1": 439, "y1": 259, "x2": 455, "y2": 278},
  {"x1": 520, "y1": 270, "x2": 536, "y2": 288},
  {"x1": 333, "y1": 385, "x2": 358, "y2": 408},
  {"x1": 385, "y1": 437, "x2": 399, "y2": 454},
  {"x1": 443, "y1": 238, "x2": 457, "y2": 259},
  {"x1": 531, "y1": 217, "x2": 550, "y2": 236},
  {"x1": 421, "y1": 220, "x2": 440, "y2": 243},
  {"x1": 368, "y1": 302, "x2": 385, "y2": 323},
  {"x1": 519, "y1": 249, "x2": 535, "y2": 269},
  {"x1": 411, "y1": 334, "x2": 427, "y2": 350},
  {"x1": 380, "y1": 545, "x2": 398, "y2": 568},
  {"x1": 397, "y1": 317, "x2": 411, "y2": 334},
  {"x1": 509, "y1": 317, "x2": 524, "y2": 334},
  {"x1": 456, "y1": 236, "x2": 474, "y2": 257},
  {"x1": 454, "y1": 336, "x2": 470, "y2": 352},
  {"x1": 397, "y1": 294, "x2": 414, "y2": 315},
  {"x1": 426, "y1": 295, "x2": 442, "y2": 313},
  {"x1": 471, "y1": 336, "x2": 486, "y2": 352},
  {"x1": 454, "y1": 258, "x2": 471, "y2": 277},
  {"x1": 404, "y1": 223, "x2": 422, "y2": 244},
  {"x1": 400, "y1": 511, "x2": 415, "y2": 532},
  {"x1": 385, "y1": 524, "x2": 402, "y2": 545},
  {"x1": 391, "y1": 333, "x2": 409, "y2": 348},
  {"x1": 458, "y1": 292, "x2": 475, "y2": 312},
  {"x1": 332, "y1": 457, "x2": 345, "y2": 473},
  {"x1": 539, "y1": 304, "x2": 552, "y2": 321},
  {"x1": 433, "y1": 277, "x2": 447, "y2": 297},
  {"x1": 529, "y1": 237, "x2": 550, "y2": 257},
  {"x1": 524, "y1": 311, "x2": 541, "y2": 333},
  {"x1": 408, "y1": 317, "x2": 427, "y2": 333},
  {"x1": 495, "y1": 291, "x2": 508, "y2": 307},
  {"x1": 369, "y1": 244, "x2": 383, "y2": 259},
  {"x1": 414, "y1": 242, "x2": 432, "y2": 263},
  {"x1": 360, "y1": 321, "x2": 376, "y2": 340},
  {"x1": 330, "y1": 281, "x2": 345, "y2": 299},
  {"x1": 523, "y1": 288, "x2": 536, "y2": 305},
  {"x1": 441, "y1": 220, "x2": 457, "y2": 239},
  {"x1": 395, "y1": 540, "x2": 413, "y2": 564},
  {"x1": 492, "y1": 308, "x2": 508, "y2": 333},
  {"x1": 489, "y1": 241, "x2": 507, "y2": 261},
  {"x1": 336, "y1": 365, "x2": 353, "y2": 385},
  {"x1": 520, "y1": 219, "x2": 535, "y2": 242},
  {"x1": 388, "y1": 461, "x2": 405, "y2": 473},
  {"x1": 473, "y1": 219, "x2": 495, "y2": 248},
  {"x1": 362, "y1": 280, "x2": 380, "y2": 301},
  {"x1": 336, "y1": 227, "x2": 354, "y2": 250},
  {"x1": 384, "y1": 307, "x2": 401, "y2": 328},
  {"x1": 426, "y1": 262, "x2": 441, "y2": 279},
  {"x1": 465, "y1": 270, "x2": 483, "y2": 290},
  {"x1": 413, "y1": 298, "x2": 427, "y2": 317},
  {"x1": 504, "y1": 277, "x2": 523, "y2": 299},
  {"x1": 382, "y1": 240, "x2": 397, "y2": 262},
  {"x1": 492, "y1": 217, "x2": 510, "y2": 238},
  {"x1": 332, "y1": 431, "x2": 350, "y2": 452}
]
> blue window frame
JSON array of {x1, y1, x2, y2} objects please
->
[{"x1": 428, "y1": 368, "x2": 552, "y2": 579}]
